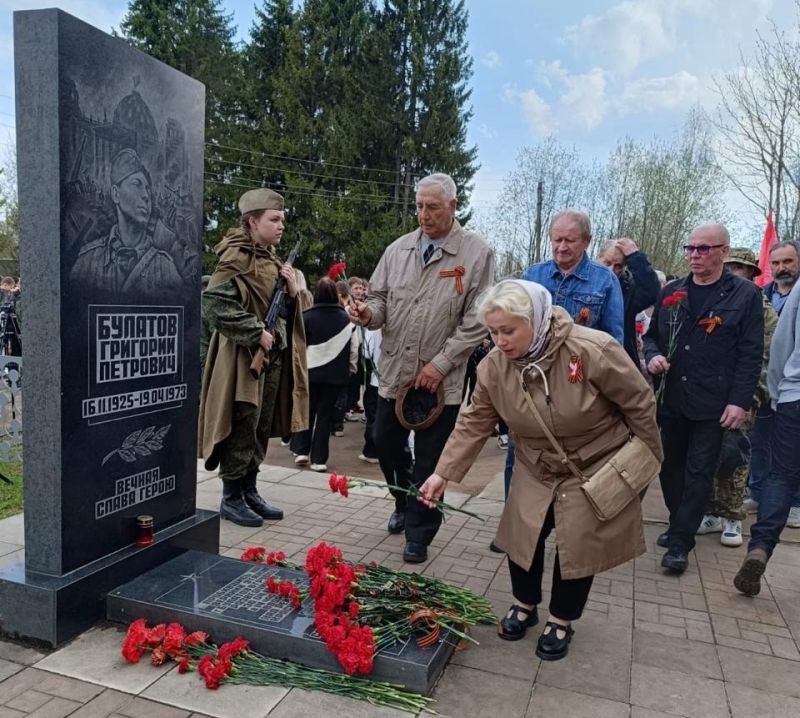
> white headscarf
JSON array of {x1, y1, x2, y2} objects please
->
[{"x1": 507, "y1": 279, "x2": 553, "y2": 360}]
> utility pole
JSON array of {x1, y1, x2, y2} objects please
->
[
  {"x1": 402, "y1": 169, "x2": 412, "y2": 223},
  {"x1": 533, "y1": 179, "x2": 544, "y2": 263}
]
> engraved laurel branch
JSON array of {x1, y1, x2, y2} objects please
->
[{"x1": 101, "y1": 425, "x2": 171, "y2": 466}]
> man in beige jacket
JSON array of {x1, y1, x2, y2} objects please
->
[{"x1": 350, "y1": 173, "x2": 495, "y2": 563}]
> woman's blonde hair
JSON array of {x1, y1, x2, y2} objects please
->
[
  {"x1": 293, "y1": 267, "x2": 309, "y2": 292},
  {"x1": 476, "y1": 281, "x2": 534, "y2": 325}
]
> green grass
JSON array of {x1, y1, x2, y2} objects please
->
[{"x1": 0, "y1": 454, "x2": 23, "y2": 519}]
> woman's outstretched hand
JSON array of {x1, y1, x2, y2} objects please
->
[{"x1": 418, "y1": 473, "x2": 448, "y2": 509}]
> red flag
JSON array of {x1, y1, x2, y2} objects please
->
[{"x1": 756, "y1": 211, "x2": 777, "y2": 288}]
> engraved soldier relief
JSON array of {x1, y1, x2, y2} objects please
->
[{"x1": 62, "y1": 76, "x2": 199, "y2": 299}]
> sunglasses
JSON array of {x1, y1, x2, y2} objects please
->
[{"x1": 682, "y1": 243, "x2": 726, "y2": 256}]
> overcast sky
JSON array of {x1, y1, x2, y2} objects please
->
[{"x1": 0, "y1": 0, "x2": 795, "y2": 236}]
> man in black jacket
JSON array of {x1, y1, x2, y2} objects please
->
[
  {"x1": 644, "y1": 224, "x2": 764, "y2": 574},
  {"x1": 598, "y1": 237, "x2": 660, "y2": 368}
]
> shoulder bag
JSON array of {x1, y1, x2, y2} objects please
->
[{"x1": 519, "y1": 372, "x2": 661, "y2": 521}]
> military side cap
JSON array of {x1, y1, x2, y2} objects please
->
[
  {"x1": 110, "y1": 148, "x2": 150, "y2": 187},
  {"x1": 725, "y1": 246, "x2": 761, "y2": 276},
  {"x1": 239, "y1": 188, "x2": 285, "y2": 215},
  {"x1": 395, "y1": 382, "x2": 445, "y2": 432}
]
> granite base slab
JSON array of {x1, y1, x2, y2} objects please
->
[
  {"x1": 106, "y1": 550, "x2": 456, "y2": 694},
  {"x1": 0, "y1": 510, "x2": 219, "y2": 646}
]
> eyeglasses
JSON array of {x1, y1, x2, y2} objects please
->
[{"x1": 682, "y1": 243, "x2": 726, "y2": 256}]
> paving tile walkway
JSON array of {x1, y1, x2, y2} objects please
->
[{"x1": 2, "y1": 447, "x2": 800, "y2": 717}]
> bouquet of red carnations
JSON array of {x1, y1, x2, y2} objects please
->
[{"x1": 120, "y1": 618, "x2": 434, "y2": 712}]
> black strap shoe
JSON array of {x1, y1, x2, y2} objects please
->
[
  {"x1": 403, "y1": 541, "x2": 427, "y2": 563},
  {"x1": 242, "y1": 474, "x2": 284, "y2": 520},
  {"x1": 498, "y1": 604, "x2": 538, "y2": 641},
  {"x1": 535, "y1": 621, "x2": 574, "y2": 661},
  {"x1": 387, "y1": 511, "x2": 405, "y2": 534},
  {"x1": 661, "y1": 549, "x2": 688, "y2": 573},
  {"x1": 220, "y1": 479, "x2": 263, "y2": 527}
]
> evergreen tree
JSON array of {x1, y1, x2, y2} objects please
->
[
  {"x1": 244, "y1": 0, "x2": 402, "y2": 277},
  {"x1": 382, "y1": 0, "x2": 478, "y2": 220},
  {"x1": 246, "y1": 0, "x2": 296, "y2": 122},
  {"x1": 288, "y1": 0, "x2": 399, "y2": 276},
  {"x1": 241, "y1": 0, "x2": 478, "y2": 277}
]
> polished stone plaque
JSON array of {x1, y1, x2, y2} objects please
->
[{"x1": 108, "y1": 551, "x2": 456, "y2": 695}]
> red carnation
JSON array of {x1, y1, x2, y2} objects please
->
[
  {"x1": 121, "y1": 642, "x2": 145, "y2": 664},
  {"x1": 328, "y1": 473, "x2": 350, "y2": 497},
  {"x1": 183, "y1": 630, "x2": 208, "y2": 646},
  {"x1": 218, "y1": 637, "x2": 249, "y2": 660},
  {"x1": 198, "y1": 654, "x2": 227, "y2": 690},
  {"x1": 241, "y1": 546, "x2": 266, "y2": 562},
  {"x1": 121, "y1": 618, "x2": 149, "y2": 664},
  {"x1": 145, "y1": 623, "x2": 166, "y2": 648},
  {"x1": 162, "y1": 623, "x2": 187, "y2": 659},
  {"x1": 662, "y1": 290, "x2": 686, "y2": 309},
  {"x1": 197, "y1": 654, "x2": 214, "y2": 676},
  {"x1": 288, "y1": 585, "x2": 302, "y2": 609},
  {"x1": 327, "y1": 261, "x2": 347, "y2": 280},
  {"x1": 150, "y1": 646, "x2": 168, "y2": 666},
  {"x1": 265, "y1": 551, "x2": 286, "y2": 566}
]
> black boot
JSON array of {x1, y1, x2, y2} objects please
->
[
  {"x1": 220, "y1": 479, "x2": 263, "y2": 527},
  {"x1": 242, "y1": 473, "x2": 284, "y2": 520}
]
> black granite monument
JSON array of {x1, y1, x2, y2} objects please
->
[
  {"x1": 107, "y1": 551, "x2": 456, "y2": 695},
  {"x1": 0, "y1": 9, "x2": 218, "y2": 645}
]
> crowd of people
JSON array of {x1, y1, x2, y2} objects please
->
[{"x1": 197, "y1": 172, "x2": 800, "y2": 662}]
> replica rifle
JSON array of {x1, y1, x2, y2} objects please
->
[{"x1": 249, "y1": 239, "x2": 303, "y2": 379}]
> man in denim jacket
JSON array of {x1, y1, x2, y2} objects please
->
[
  {"x1": 522, "y1": 210, "x2": 624, "y2": 344},
  {"x1": 493, "y1": 210, "x2": 624, "y2": 555}
]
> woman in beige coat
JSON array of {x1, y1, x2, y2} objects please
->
[{"x1": 419, "y1": 280, "x2": 662, "y2": 661}]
